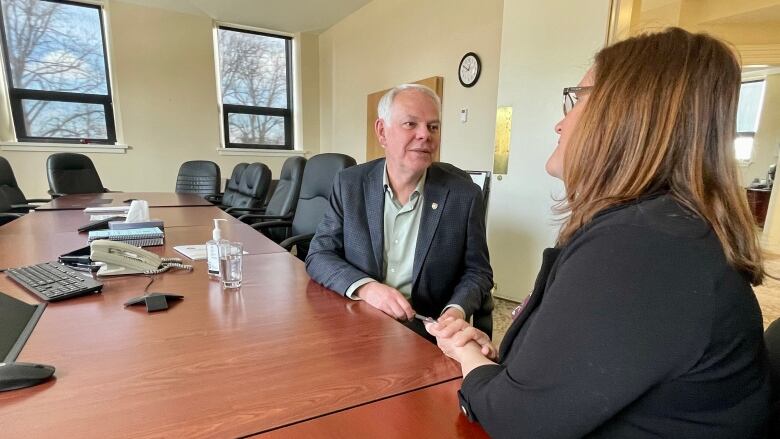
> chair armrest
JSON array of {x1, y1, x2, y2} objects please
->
[
  {"x1": 204, "y1": 194, "x2": 223, "y2": 204},
  {"x1": 48, "y1": 190, "x2": 65, "y2": 198},
  {"x1": 250, "y1": 220, "x2": 293, "y2": 231},
  {"x1": 10, "y1": 203, "x2": 37, "y2": 213},
  {"x1": 279, "y1": 233, "x2": 315, "y2": 251},
  {"x1": 237, "y1": 213, "x2": 293, "y2": 222},
  {"x1": 25, "y1": 198, "x2": 51, "y2": 203}
]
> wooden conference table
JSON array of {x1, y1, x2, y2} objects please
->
[
  {"x1": 0, "y1": 193, "x2": 488, "y2": 438},
  {"x1": 34, "y1": 191, "x2": 214, "y2": 211}
]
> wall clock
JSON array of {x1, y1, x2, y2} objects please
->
[{"x1": 458, "y1": 52, "x2": 481, "y2": 88}]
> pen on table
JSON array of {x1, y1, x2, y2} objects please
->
[{"x1": 414, "y1": 313, "x2": 437, "y2": 324}]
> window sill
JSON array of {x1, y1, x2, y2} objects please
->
[
  {"x1": 217, "y1": 148, "x2": 308, "y2": 157},
  {"x1": 0, "y1": 142, "x2": 128, "y2": 154}
]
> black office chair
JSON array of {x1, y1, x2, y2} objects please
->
[
  {"x1": 251, "y1": 153, "x2": 356, "y2": 259},
  {"x1": 206, "y1": 162, "x2": 248, "y2": 207},
  {"x1": 473, "y1": 294, "x2": 494, "y2": 340},
  {"x1": 0, "y1": 156, "x2": 50, "y2": 212},
  {"x1": 0, "y1": 191, "x2": 23, "y2": 226},
  {"x1": 175, "y1": 160, "x2": 221, "y2": 198},
  {"x1": 465, "y1": 169, "x2": 491, "y2": 216},
  {"x1": 46, "y1": 153, "x2": 109, "y2": 197},
  {"x1": 766, "y1": 317, "x2": 780, "y2": 436},
  {"x1": 238, "y1": 156, "x2": 306, "y2": 241},
  {"x1": 222, "y1": 162, "x2": 272, "y2": 215}
]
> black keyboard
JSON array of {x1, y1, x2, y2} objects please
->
[{"x1": 5, "y1": 262, "x2": 103, "y2": 302}]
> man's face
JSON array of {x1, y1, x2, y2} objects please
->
[{"x1": 376, "y1": 90, "x2": 441, "y2": 176}]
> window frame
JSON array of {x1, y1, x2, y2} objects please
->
[
  {"x1": 0, "y1": 0, "x2": 116, "y2": 144},
  {"x1": 216, "y1": 25, "x2": 294, "y2": 151},
  {"x1": 735, "y1": 78, "x2": 766, "y2": 164}
]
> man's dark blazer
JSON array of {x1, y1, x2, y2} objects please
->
[{"x1": 305, "y1": 158, "x2": 493, "y2": 328}]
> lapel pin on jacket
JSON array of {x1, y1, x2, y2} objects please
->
[{"x1": 431, "y1": 202, "x2": 438, "y2": 210}]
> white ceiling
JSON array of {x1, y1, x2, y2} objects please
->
[{"x1": 115, "y1": 0, "x2": 374, "y2": 33}]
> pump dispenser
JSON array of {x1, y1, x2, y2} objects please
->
[{"x1": 207, "y1": 219, "x2": 227, "y2": 278}]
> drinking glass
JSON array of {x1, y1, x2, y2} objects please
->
[{"x1": 218, "y1": 241, "x2": 243, "y2": 289}]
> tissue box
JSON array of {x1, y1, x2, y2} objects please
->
[{"x1": 109, "y1": 220, "x2": 164, "y2": 230}]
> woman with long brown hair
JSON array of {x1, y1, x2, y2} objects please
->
[{"x1": 427, "y1": 27, "x2": 771, "y2": 438}]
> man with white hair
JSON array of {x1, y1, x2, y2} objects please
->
[{"x1": 305, "y1": 84, "x2": 493, "y2": 341}]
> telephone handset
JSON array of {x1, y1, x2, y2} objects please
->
[{"x1": 90, "y1": 240, "x2": 192, "y2": 276}]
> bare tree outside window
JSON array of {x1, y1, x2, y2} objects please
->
[
  {"x1": 218, "y1": 27, "x2": 292, "y2": 149},
  {"x1": 0, "y1": 0, "x2": 115, "y2": 142}
]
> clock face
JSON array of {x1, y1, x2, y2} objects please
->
[{"x1": 459, "y1": 53, "x2": 481, "y2": 87}]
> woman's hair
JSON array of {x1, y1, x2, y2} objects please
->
[{"x1": 557, "y1": 27, "x2": 764, "y2": 285}]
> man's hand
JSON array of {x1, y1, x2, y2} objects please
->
[
  {"x1": 425, "y1": 317, "x2": 497, "y2": 361},
  {"x1": 440, "y1": 307, "x2": 465, "y2": 321},
  {"x1": 356, "y1": 281, "x2": 415, "y2": 321}
]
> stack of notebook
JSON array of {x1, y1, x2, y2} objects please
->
[{"x1": 87, "y1": 227, "x2": 164, "y2": 247}]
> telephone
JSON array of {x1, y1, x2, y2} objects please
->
[{"x1": 90, "y1": 240, "x2": 192, "y2": 276}]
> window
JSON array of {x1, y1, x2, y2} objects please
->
[
  {"x1": 734, "y1": 80, "x2": 766, "y2": 162},
  {"x1": 0, "y1": 0, "x2": 115, "y2": 144},
  {"x1": 217, "y1": 26, "x2": 293, "y2": 150}
]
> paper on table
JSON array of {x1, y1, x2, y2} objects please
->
[
  {"x1": 84, "y1": 206, "x2": 131, "y2": 214},
  {"x1": 173, "y1": 245, "x2": 208, "y2": 260},
  {"x1": 90, "y1": 214, "x2": 128, "y2": 221},
  {"x1": 173, "y1": 245, "x2": 249, "y2": 261}
]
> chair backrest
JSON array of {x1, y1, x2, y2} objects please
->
[
  {"x1": 0, "y1": 156, "x2": 27, "y2": 205},
  {"x1": 465, "y1": 170, "x2": 491, "y2": 215},
  {"x1": 229, "y1": 162, "x2": 271, "y2": 209},
  {"x1": 0, "y1": 191, "x2": 17, "y2": 226},
  {"x1": 175, "y1": 160, "x2": 221, "y2": 198},
  {"x1": 0, "y1": 189, "x2": 12, "y2": 212},
  {"x1": 221, "y1": 163, "x2": 248, "y2": 206},
  {"x1": 264, "y1": 179, "x2": 278, "y2": 206},
  {"x1": 266, "y1": 156, "x2": 306, "y2": 217},
  {"x1": 47, "y1": 153, "x2": 106, "y2": 195},
  {"x1": 767, "y1": 318, "x2": 780, "y2": 435},
  {"x1": 291, "y1": 153, "x2": 356, "y2": 240},
  {"x1": 261, "y1": 157, "x2": 306, "y2": 242}
]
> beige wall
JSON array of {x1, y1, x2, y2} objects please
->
[
  {"x1": 317, "y1": 0, "x2": 503, "y2": 170},
  {"x1": 487, "y1": 0, "x2": 610, "y2": 301},
  {"x1": 1, "y1": 1, "x2": 318, "y2": 199}
]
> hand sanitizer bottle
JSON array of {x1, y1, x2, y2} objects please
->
[{"x1": 207, "y1": 219, "x2": 227, "y2": 278}]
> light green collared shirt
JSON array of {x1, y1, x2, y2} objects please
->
[
  {"x1": 346, "y1": 165, "x2": 425, "y2": 299},
  {"x1": 345, "y1": 165, "x2": 465, "y2": 317},
  {"x1": 381, "y1": 167, "x2": 426, "y2": 298}
]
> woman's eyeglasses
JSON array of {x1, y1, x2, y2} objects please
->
[{"x1": 563, "y1": 86, "x2": 592, "y2": 115}]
